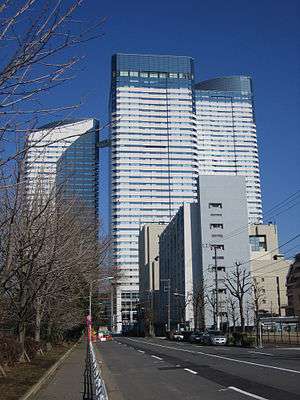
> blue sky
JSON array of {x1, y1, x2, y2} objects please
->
[{"x1": 46, "y1": 0, "x2": 300, "y2": 253}]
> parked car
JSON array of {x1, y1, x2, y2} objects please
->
[
  {"x1": 173, "y1": 331, "x2": 185, "y2": 341},
  {"x1": 189, "y1": 331, "x2": 204, "y2": 344},
  {"x1": 203, "y1": 330, "x2": 227, "y2": 345}
]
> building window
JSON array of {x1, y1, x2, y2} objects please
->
[
  {"x1": 212, "y1": 244, "x2": 224, "y2": 250},
  {"x1": 209, "y1": 202, "x2": 222, "y2": 209},
  {"x1": 249, "y1": 235, "x2": 267, "y2": 251},
  {"x1": 210, "y1": 223, "x2": 223, "y2": 229}
]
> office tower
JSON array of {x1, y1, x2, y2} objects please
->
[
  {"x1": 110, "y1": 53, "x2": 199, "y2": 332},
  {"x1": 56, "y1": 126, "x2": 99, "y2": 217},
  {"x1": 249, "y1": 224, "x2": 290, "y2": 316},
  {"x1": 25, "y1": 119, "x2": 99, "y2": 215},
  {"x1": 194, "y1": 76, "x2": 262, "y2": 224}
]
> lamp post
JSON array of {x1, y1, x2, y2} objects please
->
[{"x1": 87, "y1": 276, "x2": 114, "y2": 342}]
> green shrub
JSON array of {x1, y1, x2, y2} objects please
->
[{"x1": 241, "y1": 333, "x2": 256, "y2": 347}]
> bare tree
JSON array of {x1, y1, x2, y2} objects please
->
[
  {"x1": 192, "y1": 281, "x2": 206, "y2": 331},
  {"x1": 252, "y1": 277, "x2": 266, "y2": 342},
  {"x1": 225, "y1": 262, "x2": 252, "y2": 332},
  {"x1": 0, "y1": 0, "x2": 104, "y2": 173},
  {"x1": 226, "y1": 296, "x2": 238, "y2": 332}
]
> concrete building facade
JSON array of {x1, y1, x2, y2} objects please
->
[
  {"x1": 158, "y1": 204, "x2": 200, "y2": 333},
  {"x1": 198, "y1": 175, "x2": 252, "y2": 328},
  {"x1": 286, "y1": 254, "x2": 300, "y2": 317},
  {"x1": 249, "y1": 224, "x2": 290, "y2": 317},
  {"x1": 156, "y1": 176, "x2": 251, "y2": 333},
  {"x1": 138, "y1": 223, "x2": 167, "y2": 335}
]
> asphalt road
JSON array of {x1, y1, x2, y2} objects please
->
[{"x1": 97, "y1": 337, "x2": 300, "y2": 400}]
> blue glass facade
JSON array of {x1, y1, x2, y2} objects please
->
[{"x1": 56, "y1": 119, "x2": 99, "y2": 217}]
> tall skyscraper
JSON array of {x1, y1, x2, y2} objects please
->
[
  {"x1": 25, "y1": 118, "x2": 99, "y2": 215},
  {"x1": 109, "y1": 54, "x2": 199, "y2": 331},
  {"x1": 194, "y1": 76, "x2": 262, "y2": 224}
]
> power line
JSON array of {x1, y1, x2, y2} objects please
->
[
  {"x1": 220, "y1": 189, "x2": 300, "y2": 242},
  {"x1": 225, "y1": 234, "x2": 300, "y2": 272}
]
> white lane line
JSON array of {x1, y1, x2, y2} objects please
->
[
  {"x1": 184, "y1": 368, "x2": 197, "y2": 375},
  {"x1": 151, "y1": 355, "x2": 163, "y2": 360},
  {"x1": 137, "y1": 350, "x2": 145, "y2": 353},
  {"x1": 228, "y1": 386, "x2": 268, "y2": 400},
  {"x1": 249, "y1": 351, "x2": 273, "y2": 356},
  {"x1": 276, "y1": 347, "x2": 300, "y2": 351},
  {"x1": 126, "y1": 338, "x2": 300, "y2": 375}
]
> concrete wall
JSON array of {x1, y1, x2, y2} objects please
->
[
  {"x1": 249, "y1": 224, "x2": 290, "y2": 316},
  {"x1": 198, "y1": 175, "x2": 252, "y2": 329}
]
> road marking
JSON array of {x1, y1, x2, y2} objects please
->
[
  {"x1": 228, "y1": 386, "x2": 268, "y2": 400},
  {"x1": 126, "y1": 338, "x2": 300, "y2": 375},
  {"x1": 276, "y1": 347, "x2": 300, "y2": 351},
  {"x1": 184, "y1": 368, "x2": 197, "y2": 375},
  {"x1": 137, "y1": 350, "x2": 145, "y2": 353},
  {"x1": 249, "y1": 351, "x2": 273, "y2": 356},
  {"x1": 151, "y1": 355, "x2": 163, "y2": 360}
]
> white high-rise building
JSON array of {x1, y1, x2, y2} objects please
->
[
  {"x1": 194, "y1": 76, "x2": 262, "y2": 224},
  {"x1": 24, "y1": 118, "x2": 99, "y2": 205},
  {"x1": 109, "y1": 54, "x2": 199, "y2": 332}
]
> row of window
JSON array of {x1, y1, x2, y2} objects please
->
[{"x1": 116, "y1": 70, "x2": 192, "y2": 79}]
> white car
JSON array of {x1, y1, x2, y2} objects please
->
[{"x1": 203, "y1": 331, "x2": 227, "y2": 345}]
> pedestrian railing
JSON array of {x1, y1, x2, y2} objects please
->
[
  {"x1": 83, "y1": 341, "x2": 108, "y2": 400},
  {"x1": 250, "y1": 329, "x2": 300, "y2": 346}
]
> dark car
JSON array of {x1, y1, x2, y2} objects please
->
[
  {"x1": 203, "y1": 330, "x2": 227, "y2": 345},
  {"x1": 189, "y1": 331, "x2": 204, "y2": 344}
]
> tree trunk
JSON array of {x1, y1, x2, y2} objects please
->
[
  {"x1": 18, "y1": 322, "x2": 29, "y2": 362},
  {"x1": 239, "y1": 300, "x2": 245, "y2": 332},
  {"x1": 35, "y1": 298, "x2": 42, "y2": 342}
]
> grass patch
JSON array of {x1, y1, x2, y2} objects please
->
[{"x1": 0, "y1": 343, "x2": 72, "y2": 400}]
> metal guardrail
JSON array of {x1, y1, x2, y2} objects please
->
[{"x1": 83, "y1": 341, "x2": 108, "y2": 400}]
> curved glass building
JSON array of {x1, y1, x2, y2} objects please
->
[{"x1": 194, "y1": 76, "x2": 262, "y2": 224}]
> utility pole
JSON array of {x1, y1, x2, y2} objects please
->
[
  {"x1": 161, "y1": 279, "x2": 171, "y2": 332},
  {"x1": 212, "y1": 245, "x2": 220, "y2": 330},
  {"x1": 276, "y1": 276, "x2": 281, "y2": 316}
]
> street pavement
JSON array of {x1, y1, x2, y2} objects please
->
[
  {"x1": 34, "y1": 341, "x2": 86, "y2": 400},
  {"x1": 97, "y1": 337, "x2": 300, "y2": 400}
]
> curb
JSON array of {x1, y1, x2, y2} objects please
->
[
  {"x1": 94, "y1": 343, "x2": 125, "y2": 400},
  {"x1": 20, "y1": 340, "x2": 80, "y2": 400}
]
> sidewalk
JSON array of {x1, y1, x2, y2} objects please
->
[{"x1": 34, "y1": 341, "x2": 86, "y2": 400}]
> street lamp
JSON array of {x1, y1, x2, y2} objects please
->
[{"x1": 88, "y1": 276, "x2": 114, "y2": 342}]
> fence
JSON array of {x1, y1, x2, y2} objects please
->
[
  {"x1": 83, "y1": 341, "x2": 108, "y2": 400},
  {"x1": 259, "y1": 330, "x2": 300, "y2": 345}
]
